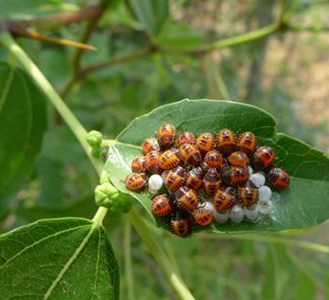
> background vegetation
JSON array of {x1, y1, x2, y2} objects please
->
[{"x1": 1, "y1": 0, "x2": 329, "y2": 299}]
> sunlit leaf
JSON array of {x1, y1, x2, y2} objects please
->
[
  {"x1": 0, "y1": 218, "x2": 119, "y2": 299},
  {"x1": 105, "y1": 99, "x2": 329, "y2": 232}
]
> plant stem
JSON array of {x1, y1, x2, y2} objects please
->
[
  {"x1": 79, "y1": 47, "x2": 154, "y2": 78},
  {"x1": 201, "y1": 233, "x2": 329, "y2": 254},
  {"x1": 130, "y1": 208, "x2": 196, "y2": 300},
  {"x1": 161, "y1": 23, "x2": 280, "y2": 54},
  {"x1": 72, "y1": 0, "x2": 113, "y2": 74},
  {"x1": 1, "y1": 31, "x2": 196, "y2": 300},
  {"x1": 124, "y1": 217, "x2": 135, "y2": 300},
  {"x1": 92, "y1": 206, "x2": 108, "y2": 225},
  {"x1": 0, "y1": 31, "x2": 103, "y2": 175}
]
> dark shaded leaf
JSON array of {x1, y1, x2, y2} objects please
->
[{"x1": 0, "y1": 63, "x2": 47, "y2": 205}]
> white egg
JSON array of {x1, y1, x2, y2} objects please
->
[
  {"x1": 148, "y1": 174, "x2": 163, "y2": 192},
  {"x1": 213, "y1": 210, "x2": 229, "y2": 224},
  {"x1": 258, "y1": 185, "x2": 272, "y2": 201},
  {"x1": 243, "y1": 206, "x2": 259, "y2": 220},
  {"x1": 229, "y1": 205, "x2": 244, "y2": 223},
  {"x1": 201, "y1": 201, "x2": 216, "y2": 213},
  {"x1": 257, "y1": 199, "x2": 274, "y2": 215},
  {"x1": 249, "y1": 173, "x2": 266, "y2": 187},
  {"x1": 248, "y1": 166, "x2": 253, "y2": 176}
]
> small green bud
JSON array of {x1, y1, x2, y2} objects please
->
[
  {"x1": 95, "y1": 182, "x2": 132, "y2": 213},
  {"x1": 91, "y1": 147, "x2": 102, "y2": 158},
  {"x1": 100, "y1": 171, "x2": 111, "y2": 184},
  {"x1": 87, "y1": 130, "x2": 103, "y2": 147}
]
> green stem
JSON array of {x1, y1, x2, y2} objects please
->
[
  {"x1": 201, "y1": 233, "x2": 329, "y2": 254},
  {"x1": 0, "y1": 31, "x2": 195, "y2": 300},
  {"x1": 0, "y1": 31, "x2": 107, "y2": 225},
  {"x1": 79, "y1": 47, "x2": 153, "y2": 78},
  {"x1": 92, "y1": 206, "x2": 108, "y2": 225},
  {"x1": 0, "y1": 31, "x2": 103, "y2": 175},
  {"x1": 124, "y1": 217, "x2": 135, "y2": 300},
  {"x1": 130, "y1": 208, "x2": 196, "y2": 300},
  {"x1": 161, "y1": 23, "x2": 280, "y2": 53}
]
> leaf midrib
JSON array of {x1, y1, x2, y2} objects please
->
[
  {"x1": 43, "y1": 224, "x2": 99, "y2": 299},
  {"x1": 0, "y1": 224, "x2": 90, "y2": 269}
]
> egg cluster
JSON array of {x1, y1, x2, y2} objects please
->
[{"x1": 125, "y1": 124, "x2": 290, "y2": 237}]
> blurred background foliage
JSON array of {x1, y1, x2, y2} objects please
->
[{"x1": 1, "y1": 0, "x2": 329, "y2": 299}]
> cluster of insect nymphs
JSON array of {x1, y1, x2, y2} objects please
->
[{"x1": 125, "y1": 124, "x2": 290, "y2": 237}]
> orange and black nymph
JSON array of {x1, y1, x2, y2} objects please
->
[
  {"x1": 252, "y1": 146, "x2": 275, "y2": 170},
  {"x1": 267, "y1": 167, "x2": 290, "y2": 189},
  {"x1": 237, "y1": 186, "x2": 259, "y2": 208},
  {"x1": 125, "y1": 173, "x2": 147, "y2": 191},
  {"x1": 214, "y1": 187, "x2": 236, "y2": 212},
  {"x1": 175, "y1": 186, "x2": 200, "y2": 211},
  {"x1": 157, "y1": 123, "x2": 176, "y2": 148},
  {"x1": 158, "y1": 150, "x2": 180, "y2": 170},
  {"x1": 152, "y1": 194, "x2": 172, "y2": 216}
]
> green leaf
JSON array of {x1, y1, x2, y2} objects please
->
[
  {"x1": 105, "y1": 99, "x2": 329, "y2": 232},
  {"x1": 0, "y1": 62, "x2": 47, "y2": 204},
  {"x1": 155, "y1": 23, "x2": 204, "y2": 48},
  {"x1": 0, "y1": 218, "x2": 119, "y2": 299},
  {"x1": 128, "y1": 0, "x2": 169, "y2": 36}
]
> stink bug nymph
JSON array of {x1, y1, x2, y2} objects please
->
[
  {"x1": 203, "y1": 168, "x2": 222, "y2": 195},
  {"x1": 158, "y1": 150, "x2": 180, "y2": 170},
  {"x1": 152, "y1": 194, "x2": 172, "y2": 216},
  {"x1": 179, "y1": 143, "x2": 202, "y2": 166},
  {"x1": 217, "y1": 129, "x2": 236, "y2": 155},
  {"x1": 193, "y1": 205, "x2": 214, "y2": 226},
  {"x1": 141, "y1": 138, "x2": 160, "y2": 154},
  {"x1": 131, "y1": 156, "x2": 146, "y2": 173},
  {"x1": 267, "y1": 167, "x2": 290, "y2": 189},
  {"x1": 222, "y1": 166, "x2": 249, "y2": 186},
  {"x1": 170, "y1": 215, "x2": 191, "y2": 237},
  {"x1": 214, "y1": 187, "x2": 236, "y2": 212},
  {"x1": 204, "y1": 150, "x2": 224, "y2": 168},
  {"x1": 164, "y1": 166, "x2": 186, "y2": 192},
  {"x1": 145, "y1": 150, "x2": 162, "y2": 174},
  {"x1": 252, "y1": 146, "x2": 275, "y2": 170},
  {"x1": 227, "y1": 151, "x2": 249, "y2": 167},
  {"x1": 237, "y1": 132, "x2": 257, "y2": 154},
  {"x1": 175, "y1": 186, "x2": 200, "y2": 211},
  {"x1": 237, "y1": 186, "x2": 259, "y2": 208},
  {"x1": 196, "y1": 132, "x2": 215, "y2": 153},
  {"x1": 157, "y1": 123, "x2": 176, "y2": 148},
  {"x1": 176, "y1": 131, "x2": 196, "y2": 146},
  {"x1": 185, "y1": 167, "x2": 204, "y2": 191},
  {"x1": 125, "y1": 173, "x2": 147, "y2": 191}
]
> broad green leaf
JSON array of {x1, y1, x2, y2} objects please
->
[
  {"x1": 105, "y1": 99, "x2": 329, "y2": 232},
  {"x1": 0, "y1": 63, "x2": 47, "y2": 204},
  {"x1": 128, "y1": 0, "x2": 169, "y2": 36},
  {"x1": 0, "y1": 218, "x2": 119, "y2": 300}
]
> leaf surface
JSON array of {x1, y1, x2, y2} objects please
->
[
  {"x1": 105, "y1": 99, "x2": 329, "y2": 232},
  {"x1": 0, "y1": 62, "x2": 47, "y2": 204},
  {"x1": 128, "y1": 0, "x2": 169, "y2": 36},
  {"x1": 0, "y1": 218, "x2": 119, "y2": 299}
]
